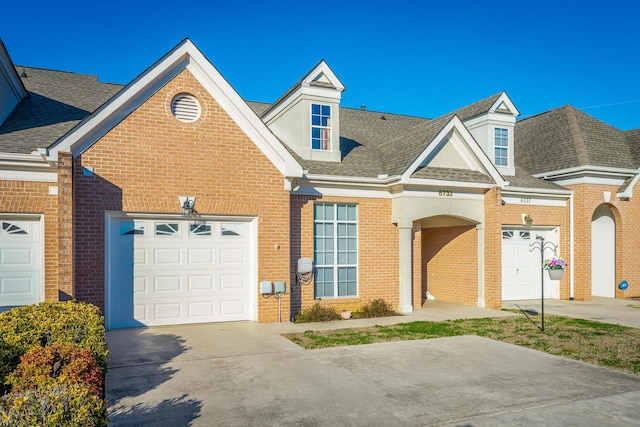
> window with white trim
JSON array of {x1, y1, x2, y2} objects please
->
[
  {"x1": 494, "y1": 127, "x2": 508, "y2": 166},
  {"x1": 314, "y1": 203, "x2": 357, "y2": 298},
  {"x1": 311, "y1": 104, "x2": 331, "y2": 150}
]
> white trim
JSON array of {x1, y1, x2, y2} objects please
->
[
  {"x1": 0, "y1": 214, "x2": 45, "y2": 306},
  {"x1": 0, "y1": 153, "x2": 57, "y2": 182},
  {"x1": 47, "y1": 39, "x2": 303, "y2": 179},
  {"x1": 401, "y1": 116, "x2": 507, "y2": 187},
  {"x1": 533, "y1": 165, "x2": 638, "y2": 180},
  {"x1": 262, "y1": 60, "x2": 345, "y2": 123},
  {"x1": 618, "y1": 170, "x2": 640, "y2": 199}
]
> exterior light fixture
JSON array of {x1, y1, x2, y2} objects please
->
[
  {"x1": 523, "y1": 214, "x2": 533, "y2": 226},
  {"x1": 179, "y1": 196, "x2": 196, "y2": 217}
]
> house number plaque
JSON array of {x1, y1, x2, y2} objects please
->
[{"x1": 438, "y1": 190, "x2": 453, "y2": 197}]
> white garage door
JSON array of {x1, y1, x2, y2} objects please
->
[
  {"x1": 107, "y1": 217, "x2": 254, "y2": 329},
  {"x1": 502, "y1": 229, "x2": 557, "y2": 301},
  {"x1": 0, "y1": 218, "x2": 42, "y2": 310}
]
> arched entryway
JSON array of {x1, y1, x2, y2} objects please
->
[{"x1": 591, "y1": 204, "x2": 615, "y2": 297}]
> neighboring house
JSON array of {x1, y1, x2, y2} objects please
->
[{"x1": 1, "y1": 38, "x2": 638, "y2": 328}]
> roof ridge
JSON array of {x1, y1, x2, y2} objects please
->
[{"x1": 565, "y1": 105, "x2": 590, "y2": 165}]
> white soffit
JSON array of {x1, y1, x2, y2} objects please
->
[{"x1": 47, "y1": 39, "x2": 303, "y2": 178}]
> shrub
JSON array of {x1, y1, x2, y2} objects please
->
[
  {"x1": 0, "y1": 383, "x2": 107, "y2": 427},
  {"x1": 295, "y1": 303, "x2": 341, "y2": 323},
  {"x1": 360, "y1": 299, "x2": 397, "y2": 318},
  {"x1": 0, "y1": 301, "x2": 107, "y2": 392},
  {"x1": 7, "y1": 343, "x2": 103, "y2": 396}
]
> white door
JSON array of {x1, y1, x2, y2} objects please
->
[
  {"x1": 107, "y1": 217, "x2": 254, "y2": 328},
  {"x1": 0, "y1": 218, "x2": 42, "y2": 310},
  {"x1": 502, "y1": 229, "x2": 556, "y2": 300},
  {"x1": 592, "y1": 205, "x2": 615, "y2": 297}
]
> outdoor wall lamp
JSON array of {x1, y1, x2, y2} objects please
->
[{"x1": 179, "y1": 196, "x2": 196, "y2": 217}]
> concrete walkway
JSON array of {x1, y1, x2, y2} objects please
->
[
  {"x1": 106, "y1": 298, "x2": 640, "y2": 426},
  {"x1": 503, "y1": 296, "x2": 640, "y2": 328}
]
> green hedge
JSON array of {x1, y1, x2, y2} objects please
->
[
  {"x1": 0, "y1": 301, "x2": 107, "y2": 390},
  {"x1": 0, "y1": 383, "x2": 107, "y2": 427},
  {"x1": 0, "y1": 301, "x2": 108, "y2": 426}
]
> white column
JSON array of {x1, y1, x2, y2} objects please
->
[
  {"x1": 476, "y1": 223, "x2": 485, "y2": 308},
  {"x1": 398, "y1": 223, "x2": 414, "y2": 313}
]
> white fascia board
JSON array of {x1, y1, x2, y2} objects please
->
[
  {"x1": 185, "y1": 54, "x2": 303, "y2": 178},
  {"x1": 533, "y1": 165, "x2": 639, "y2": 180},
  {"x1": 402, "y1": 116, "x2": 507, "y2": 187},
  {"x1": 553, "y1": 175, "x2": 628, "y2": 187},
  {"x1": 0, "y1": 41, "x2": 28, "y2": 100},
  {"x1": 618, "y1": 170, "x2": 640, "y2": 199},
  {"x1": 490, "y1": 92, "x2": 520, "y2": 117},
  {"x1": 301, "y1": 60, "x2": 346, "y2": 92},
  {"x1": 400, "y1": 178, "x2": 496, "y2": 192},
  {"x1": 0, "y1": 152, "x2": 57, "y2": 182},
  {"x1": 304, "y1": 173, "x2": 399, "y2": 186},
  {"x1": 502, "y1": 186, "x2": 573, "y2": 197}
]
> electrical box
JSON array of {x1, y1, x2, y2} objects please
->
[
  {"x1": 274, "y1": 281, "x2": 286, "y2": 294},
  {"x1": 298, "y1": 258, "x2": 313, "y2": 274},
  {"x1": 260, "y1": 281, "x2": 273, "y2": 295}
]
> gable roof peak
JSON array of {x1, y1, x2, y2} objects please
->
[{"x1": 261, "y1": 59, "x2": 345, "y2": 120}]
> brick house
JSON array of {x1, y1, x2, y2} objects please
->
[{"x1": 1, "y1": 38, "x2": 638, "y2": 328}]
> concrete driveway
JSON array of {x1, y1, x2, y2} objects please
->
[{"x1": 106, "y1": 302, "x2": 640, "y2": 426}]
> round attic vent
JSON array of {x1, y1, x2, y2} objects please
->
[{"x1": 171, "y1": 93, "x2": 201, "y2": 123}]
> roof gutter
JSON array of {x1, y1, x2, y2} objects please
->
[{"x1": 533, "y1": 165, "x2": 639, "y2": 180}]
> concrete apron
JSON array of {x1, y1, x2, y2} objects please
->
[{"x1": 106, "y1": 302, "x2": 640, "y2": 426}]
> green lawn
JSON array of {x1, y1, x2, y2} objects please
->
[{"x1": 284, "y1": 314, "x2": 640, "y2": 375}]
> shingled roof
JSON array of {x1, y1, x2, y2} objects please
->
[
  {"x1": 515, "y1": 105, "x2": 636, "y2": 175},
  {"x1": 0, "y1": 67, "x2": 122, "y2": 154},
  {"x1": 449, "y1": 92, "x2": 503, "y2": 122}
]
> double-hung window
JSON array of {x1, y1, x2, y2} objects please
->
[
  {"x1": 314, "y1": 203, "x2": 357, "y2": 298},
  {"x1": 311, "y1": 104, "x2": 331, "y2": 150},
  {"x1": 494, "y1": 127, "x2": 508, "y2": 166}
]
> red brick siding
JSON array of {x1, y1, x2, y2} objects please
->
[
  {"x1": 75, "y1": 69, "x2": 290, "y2": 322},
  {"x1": 0, "y1": 179, "x2": 58, "y2": 301},
  {"x1": 289, "y1": 195, "x2": 399, "y2": 315}
]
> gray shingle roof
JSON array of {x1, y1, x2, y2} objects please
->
[
  {"x1": 515, "y1": 105, "x2": 636, "y2": 175},
  {"x1": 626, "y1": 128, "x2": 640, "y2": 165},
  {"x1": 411, "y1": 166, "x2": 494, "y2": 183},
  {"x1": 449, "y1": 92, "x2": 503, "y2": 122},
  {"x1": 0, "y1": 67, "x2": 122, "y2": 154}
]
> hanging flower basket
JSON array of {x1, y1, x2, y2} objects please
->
[
  {"x1": 544, "y1": 257, "x2": 566, "y2": 280},
  {"x1": 548, "y1": 268, "x2": 564, "y2": 280}
]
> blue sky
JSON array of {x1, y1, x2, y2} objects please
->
[{"x1": 2, "y1": 0, "x2": 639, "y2": 129}]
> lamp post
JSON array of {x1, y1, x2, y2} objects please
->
[{"x1": 529, "y1": 235, "x2": 558, "y2": 332}]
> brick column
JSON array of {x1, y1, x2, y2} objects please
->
[{"x1": 57, "y1": 152, "x2": 74, "y2": 300}]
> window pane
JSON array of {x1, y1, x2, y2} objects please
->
[
  {"x1": 312, "y1": 104, "x2": 320, "y2": 115},
  {"x1": 190, "y1": 222, "x2": 211, "y2": 236},
  {"x1": 337, "y1": 204, "x2": 347, "y2": 221},
  {"x1": 314, "y1": 204, "x2": 324, "y2": 220},
  {"x1": 322, "y1": 105, "x2": 330, "y2": 116},
  {"x1": 347, "y1": 205, "x2": 357, "y2": 221},
  {"x1": 155, "y1": 222, "x2": 179, "y2": 236},
  {"x1": 324, "y1": 204, "x2": 334, "y2": 220}
]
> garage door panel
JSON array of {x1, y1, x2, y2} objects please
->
[
  {"x1": 188, "y1": 248, "x2": 214, "y2": 264},
  {"x1": 154, "y1": 248, "x2": 181, "y2": 265},
  {"x1": 154, "y1": 276, "x2": 182, "y2": 292},
  {"x1": 0, "y1": 219, "x2": 42, "y2": 308},
  {"x1": 188, "y1": 275, "x2": 214, "y2": 291},
  {"x1": 108, "y1": 218, "x2": 253, "y2": 328},
  {"x1": 1, "y1": 247, "x2": 35, "y2": 267}
]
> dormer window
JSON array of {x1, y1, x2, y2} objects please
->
[
  {"x1": 311, "y1": 104, "x2": 331, "y2": 150},
  {"x1": 494, "y1": 127, "x2": 508, "y2": 166}
]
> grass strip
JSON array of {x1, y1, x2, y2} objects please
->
[{"x1": 284, "y1": 314, "x2": 640, "y2": 375}]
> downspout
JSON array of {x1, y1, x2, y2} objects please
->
[{"x1": 569, "y1": 193, "x2": 575, "y2": 300}]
